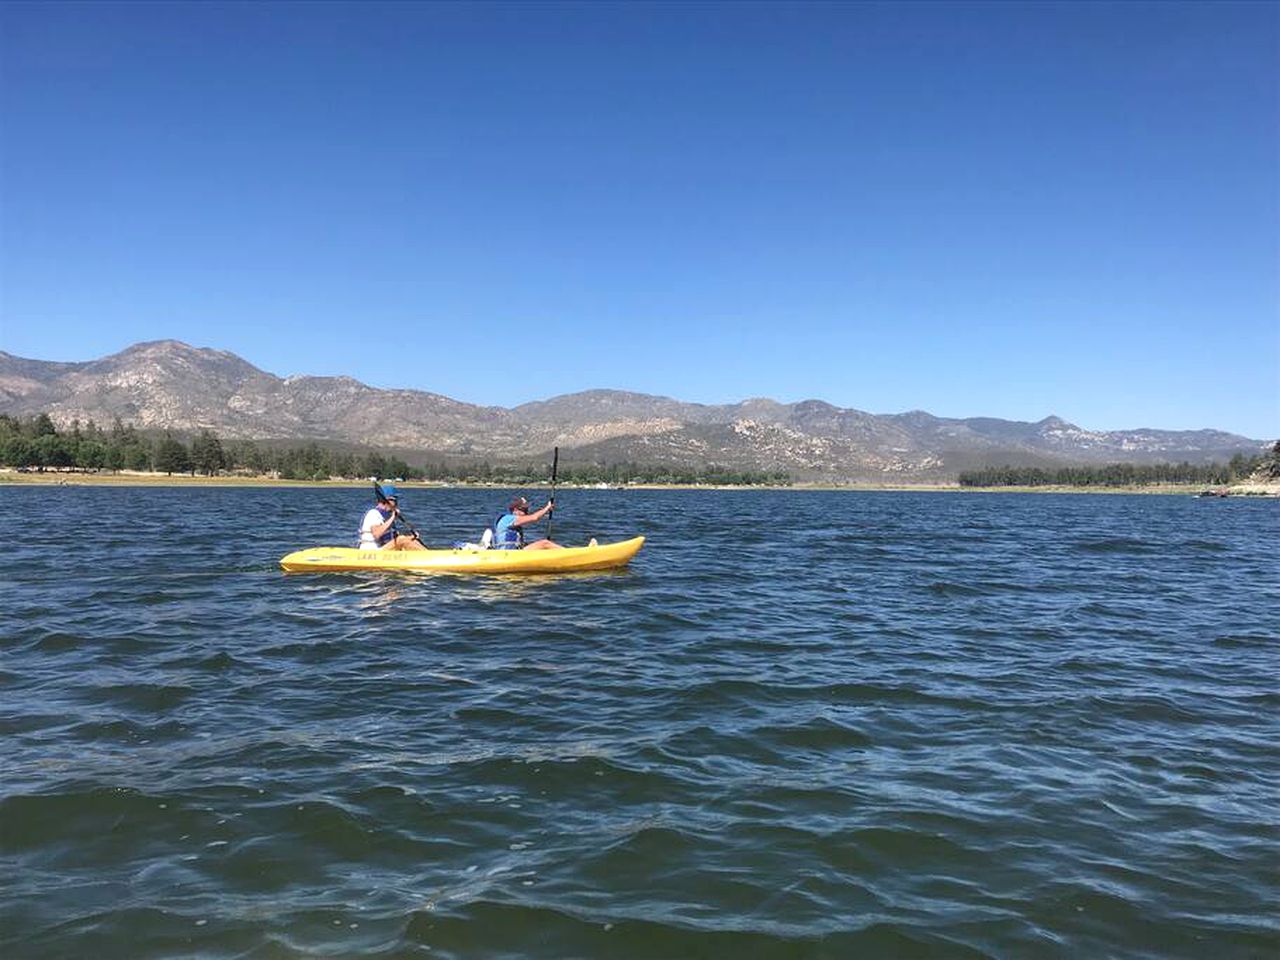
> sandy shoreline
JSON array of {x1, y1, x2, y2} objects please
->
[{"x1": 3, "y1": 469, "x2": 1276, "y2": 496}]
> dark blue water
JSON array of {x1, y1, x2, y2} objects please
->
[{"x1": 2, "y1": 486, "x2": 1277, "y2": 958}]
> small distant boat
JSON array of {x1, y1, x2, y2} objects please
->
[
  {"x1": 280, "y1": 536, "x2": 645, "y2": 575},
  {"x1": 1194, "y1": 490, "x2": 1230, "y2": 498}
]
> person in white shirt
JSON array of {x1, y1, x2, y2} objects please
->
[{"x1": 357, "y1": 483, "x2": 427, "y2": 551}]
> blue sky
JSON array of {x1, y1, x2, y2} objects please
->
[{"x1": 1, "y1": 1, "x2": 1276, "y2": 437}]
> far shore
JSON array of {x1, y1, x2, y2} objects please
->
[{"x1": 3, "y1": 468, "x2": 1276, "y2": 496}]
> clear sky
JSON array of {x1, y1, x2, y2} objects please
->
[{"x1": 1, "y1": 1, "x2": 1276, "y2": 437}]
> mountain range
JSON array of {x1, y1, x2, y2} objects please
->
[{"x1": 0, "y1": 340, "x2": 1267, "y2": 480}]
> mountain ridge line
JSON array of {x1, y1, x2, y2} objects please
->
[{"x1": 0, "y1": 339, "x2": 1266, "y2": 481}]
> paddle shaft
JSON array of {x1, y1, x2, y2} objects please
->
[
  {"x1": 546, "y1": 446, "x2": 559, "y2": 541},
  {"x1": 372, "y1": 481, "x2": 422, "y2": 542}
]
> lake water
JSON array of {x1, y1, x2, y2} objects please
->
[{"x1": 1, "y1": 486, "x2": 1277, "y2": 958}]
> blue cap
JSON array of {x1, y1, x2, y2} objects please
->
[{"x1": 378, "y1": 482, "x2": 400, "y2": 501}]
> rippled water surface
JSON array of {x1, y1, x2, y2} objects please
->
[{"x1": 2, "y1": 486, "x2": 1277, "y2": 958}]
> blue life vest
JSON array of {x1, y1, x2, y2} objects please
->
[
  {"x1": 493, "y1": 512, "x2": 524, "y2": 550},
  {"x1": 375, "y1": 506, "x2": 397, "y2": 546}
]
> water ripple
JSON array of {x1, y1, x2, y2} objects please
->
[{"x1": 1, "y1": 486, "x2": 1276, "y2": 958}]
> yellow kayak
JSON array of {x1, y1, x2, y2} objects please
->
[{"x1": 280, "y1": 536, "x2": 645, "y2": 575}]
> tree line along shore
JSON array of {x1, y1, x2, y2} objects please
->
[
  {"x1": 0, "y1": 414, "x2": 790, "y2": 486},
  {"x1": 957, "y1": 448, "x2": 1278, "y2": 489},
  {"x1": 2, "y1": 413, "x2": 1275, "y2": 491}
]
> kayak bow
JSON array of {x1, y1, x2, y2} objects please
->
[{"x1": 280, "y1": 536, "x2": 644, "y2": 575}]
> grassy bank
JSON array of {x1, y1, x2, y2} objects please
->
[
  {"x1": 5, "y1": 469, "x2": 1275, "y2": 495},
  {"x1": 0, "y1": 470, "x2": 373, "y2": 488}
]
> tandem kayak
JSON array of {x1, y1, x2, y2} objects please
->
[{"x1": 279, "y1": 536, "x2": 645, "y2": 575}]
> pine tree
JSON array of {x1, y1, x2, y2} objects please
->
[
  {"x1": 154, "y1": 433, "x2": 191, "y2": 475},
  {"x1": 31, "y1": 414, "x2": 57, "y2": 437},
  {"x1": 191, "y1": 429, "x2": 225, "y2": 476}
]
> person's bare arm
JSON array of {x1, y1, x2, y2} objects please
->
[
  {"x1": 512, "y1": 502, "x2": 553, "y2": 526},
  {"x1": 372, "y1": 509, "x2": 397, "y2": 537}
]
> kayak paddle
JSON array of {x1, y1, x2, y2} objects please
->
[{"x1": 546, "y1": 446, "x2": 559, "y2": 542}]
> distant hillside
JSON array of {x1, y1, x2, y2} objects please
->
[{"x1": 0, "y1": 340, "x2": 1267, "y2": 480}]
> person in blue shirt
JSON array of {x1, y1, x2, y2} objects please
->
[{"x1": 492, "y1": 496, "x2": 563, "y2": 551}]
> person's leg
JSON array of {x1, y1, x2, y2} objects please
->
[
  {"x1": 392, "y1": 534, "x2": 429, "y2": 551},
  {"x1": 524, "y1": 539, "x2": 563, "y2": 550}
]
